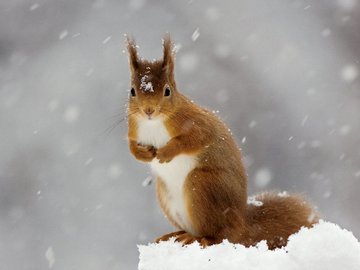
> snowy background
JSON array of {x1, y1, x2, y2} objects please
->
[{"x1": 0, "y1": 0, "x2": 359, "y2": 269}]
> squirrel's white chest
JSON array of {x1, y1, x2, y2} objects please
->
[
  {"x1": 136, "y1": 118, "x2": 197, "y2": 234},
  {"x1": 136, "y1": 118, "x2": 171, "y2": 149}
]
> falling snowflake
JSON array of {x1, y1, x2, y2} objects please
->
[
  {"x1": 63, "y1": 106, "x2": 80, "y2": 123},
  {"x1": 179, "y1": 52, "x2": 199, "y2": 73},
  {"x1": 102, "y1": 36, "x2": 112, "y2": 44},
  {"x1": 142, "y1": 176, "x2": 153, "y2": 187},
  {"x1": 29, "y1": 3, "x2": 39, "y2": 11},
  {"x1": 59, "y1": 30, "x2": 68, "y2": 40},
  {"x1": 321, "y1": 28, "x2": 331, "y2": 37},
  {"x1": 339, "y1": 125, "x2": 351, "y2": 136},
  {"x1": 249, "y1": 121, "x2": 257, "y2": 129},
  {"x1": 341, "y1": 64, "x2": 358, "y2": 82},
  {"x1": 254, "y1": 168, "x2": 273, "y2": 188},
  {"x1": 45, "y1": 247, "x2": 55, "y2": 268},
  {"x1": 191, "y1": 28, "x2": 200, "y2": 41}
]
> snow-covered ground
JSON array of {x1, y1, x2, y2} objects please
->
[{"x1": 139, "y1": 221, "x2": 360, "y2": 270}]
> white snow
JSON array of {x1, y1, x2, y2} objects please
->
[
  {"x1": 301, "y1": 115, "x2": 309, "y2": 126},
  {"x1": 254, "y1": 167, "x2": 272, "y2": 188},
  {"x1": 248, "y1": 120, "x2": 257, "y2": 129},
  {"x1": 191, "y1": 28, "x2": 200, "y2": 42},
  {"x1": 108, "y1": 163, "x2": 123, "y2": 178},
  {"x1": 138, "y1": 221, "x2": 360, "y2": 270},
  {"x1": 323, "y1": 190, "x2": 332, "y2": 198},
  {"x1": 297, "y1": 141, "x2": 306, "y2": 149},
  {"x1": 140, "y1": 75, "x2": 154, "y2": 92},
  {"x1": 247, "y1": 196, "x2": 263, "y2": 206},
  {"x1": 29, "y1": 3, "x2": 39, "y2": 11},
  {"x1": 277, "y1": 191, "x2": 289, "y2": 197},
  {"x1": 321, "y1": 28, "x2": 331, "y2": 37},
  {"x1": 63, "y1": 106, "x2": 80, "y2": 123},
  {"x1": 59, "y1": 30, "x2": 68, "y2": 40},
  {"x1": 179, "y1": 52, "x2": 199, "y2": 73},
  {"x1": 341, "y1": 64, "x2": 359, "y2": 82},
  {"x1": 45, "y1": 246, "x2": 55, "y2": 268},
  {"x1": 84, "y1": 157, "x2": 93, "y2": 166},
  {"x1": 339, "y1": 125, "x2": 351, "y2": 136},
  {"x1": 102, "y1": 36, "x2": 112, "y2": 44},
  {"x1": 142, "y1": 176, "x2": 153, "y2": 187}
]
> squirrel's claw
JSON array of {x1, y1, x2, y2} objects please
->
[
  {"x1": 155, "y1": 230, "x2": 186, "y2": 243},
  {"x1": 174, "y1": 233, "x2": 218, "y2": 248}
]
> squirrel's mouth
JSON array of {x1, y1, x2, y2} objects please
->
[
  {"x1": 141, "y1": 110, "x2": 162, "y2": 121},
  {"x1": 142, "y1": 112, "x2": 157, "y2": 121}
]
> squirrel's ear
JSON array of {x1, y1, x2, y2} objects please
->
[
  {"x1": 162, "y1": 34, "x2": 175, "y2": 77},
  {"x1": 126, "y1": 36, "x2": 139, "y2": 73}
]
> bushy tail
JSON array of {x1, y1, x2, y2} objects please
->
[{"x1": 245, "y1": 192, "x2": 319, "y2": 249}]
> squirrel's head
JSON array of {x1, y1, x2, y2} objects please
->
[{"x1": 126, "y1": 34, "x2": 179, "y2": 120}]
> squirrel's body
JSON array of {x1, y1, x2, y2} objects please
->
[
  {"x1": 136, "y1": 114, "x2": 197, "y2": 233},
  {"x1": 126, "y1": 35, "x2": 318, "y2": 249}
]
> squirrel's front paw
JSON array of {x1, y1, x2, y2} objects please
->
[
  {"x1": 134, "y1": 144, "x2": 157, "y2": 162},
  {"x1": 156, "y1": 146, "x2": 177, "y2": 163}
]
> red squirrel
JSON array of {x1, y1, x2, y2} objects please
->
[{"x1": 126, "y1": 35, "x2": 318, "y2": 249}]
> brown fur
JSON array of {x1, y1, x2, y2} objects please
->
[{"x1": 126, "y1": 35, "x2": 319, "y2": 249}]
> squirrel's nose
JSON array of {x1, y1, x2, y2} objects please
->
[{"x1": 144, "y1": 108, "x2": 155, "y2": 116}]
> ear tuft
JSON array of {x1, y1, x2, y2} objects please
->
[
  {"x1": 126, "y1": 35, "x2": 139, "y2": 72},
  {"x1": 162, "y1": 33, "x2": 175, "y2": 77}
]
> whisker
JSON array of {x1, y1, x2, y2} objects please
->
[
  {"x1": 107, "y1": 112, "x2": 127, "y2": 120},
  {"x1": 100, "y1": 111, "x2": 138, "y2": 137},
  {"x1": 104, "y1": 118, "x2": 124, "y2": 135}
]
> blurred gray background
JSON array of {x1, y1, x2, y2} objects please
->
[{"x1": 0, "y1": 0, "x2": 359, "y2": 269}]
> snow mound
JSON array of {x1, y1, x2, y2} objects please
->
[{"x1": 138, "y1": 221, "x2": 360, "y2": 270}]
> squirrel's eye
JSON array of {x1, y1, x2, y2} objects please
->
[
  {"x1": 164, "y1": 87, "x2": 171, "y2": 97},
  {"x1": 130, "y1": 88, "x2": 136, "y2": 97}
]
